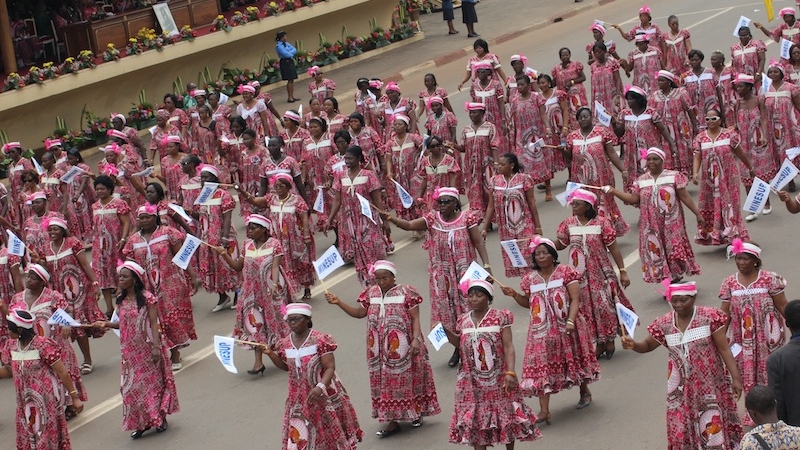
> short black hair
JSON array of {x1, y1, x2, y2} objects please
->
[
  {"x1": 745, "y1": 385, "x2": 776, "y2": 415},
  {"x1": 785, "y1": 299, "x2": 800, "y2": 330}
]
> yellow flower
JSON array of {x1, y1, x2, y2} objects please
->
[
  {"x1": 269, "y1": 2, "x2": 277, "y2": 7},
  {"x1": 30, "y1": 66, "x2": 39, "y2": 72},
  {"x1": 107, "y1": 43, "x2": 115, "y2": 49},
  {"x1": 129, "y1": 38, "x2": 137, "y2": 43},
  {"x1": 65, "y1": 57, "x2": 75, "y2": 63},
  {"x1": 217, "y1": 14, "x2": 224, "y2": 19},
  {"x1": 9, "y1": 72, "x2": 18, "y2": 77},
  {"x1": 43, "y1": 62, "x2": 53, "y2": 68}
]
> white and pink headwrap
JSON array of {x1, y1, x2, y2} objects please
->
[
  {"x1": 42, "y1": 217, "x2": 68, "y2": 231},
  {"x1": 162, "y1": 135, "x2": 182, "y2": 146},
  {"x1": 463, "y1": 278, "x2": 494, "y2": 297},
  {"x1": 385, "y1": 82, "x2": 401, "y2": 93},
  {"x1": 726, "y1": 238, "x2": 761, "y2": 260},
  {"x1": 769, "y1": 58, "x2": 785, "y2": 76},
  {"x1": 432, "y1": 187, "x2": 459, "y2": 200},
  {"x1": 270, "y1": 172, "x2": 294, "y2": 187},
  {"x1": 510, "y1": 54, "x2": 528, "y2": 65},
  {"x1": 735, "y1": 74, "x2": 755, "y2": 85},
  {"x1": 393, "y1": 114, "x2": 410, "y2": 126},
  {"x1": 780, "y1": 7, "x2": 796, "y2": 17},
  {"x1": 368, "y1": 79, "x2": 383, "y2": 90},
  {"x1": 246, "y1": 214, "x2": 272, "y2": 228},
  {"x1": 634, "y1": 33, "x2": 650, "y2": 43},
  {"x1": 283, "y1": 110, "x2": 302, "y2": 123},
  {"x1": 426, "y1": 96, "x2": 444, "y2": 109},
  {"x1": 368, "y1": 260, "x2": 397, "y2": 277},
  {"x1": 249, "y1": 81, "x2": 261, "y2": 89},
  {"x1": 657, "y1": 70, "x2": 679, "y2": 85},
  {"x1": 192, "y1": 89, "x2": 207, "y2": 97},
  {"x1": 137, "y1": 203, "x2": 158, "y2": 216},
  {"x1": 237, "y1": 84, "x2": 256, "y2": 94},
  {"x1": 624, "y1": 84, "x2": 647, "y2": 98},
  {"x1": 117, "y1": 260, "x2": 145, "y2": 279},
  {"x1": 639, "y1": 5, "x2": 652, "y2": 14},
  {"x1": 568, "y1": 188, "x2": 597, "y2": 207},
  {"x1": 283, "y1": 302, "x2": 312, "y2": 319},
  {"x1": 472, "y1": 60, "x2": 493, "y2": 71},
  {"x1": 640, "y1": 146, "x2": 666, "y2": 161},
  {"x1": 2, "y1": 142, "x2": 21, "y2": 154},
  {"x1": 111, "y1": 112, "x2": 127, "y2": 125},
  {"x1": 26, "y1": 191, "x2": 47, "y2": 204},
  {"x1": 199, "y1": 164, "x2": 220, "y2": 178},
  {"x1": 465, "y1": 102, "x2": 486, "y2": 112},
  {"x1": 28, "y1": 264, "x2": 51, "y2": 282},
  {"x1": 6, "y1": 308, "x2": 34, "y2": 329},
  {"x1": 529, "y1": 235, "x2": 557, "y2": 253},
  {"x1": 45, "y1": 138, "x2": 63, "y2": 150},
  {"x1": 307, "y1": 65, "x2": 321, "y2": 76},
  {"x1": 590, "y1": 22, "x2": 606, "y2": 34},
  {"x1": 660, "y1": 280, "x2": 697, "y2": 301},
  {"x1": 103, "y1": 142, "x2": 122, "y2": 155},
  {"x1": 101, "y1": 163, "x2": 119, "y2": 177}
]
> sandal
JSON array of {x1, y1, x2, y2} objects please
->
[
  {"x1": 80, "y1": 363, "x2": 93, "y2": 375},
  {"x1": 576, "y1": 391, "x2": 592, "y2": 409},
  {"x1": 545, "y1": 193, "x2": 553, "y2": 202},
  {"x1": 302, "y1": 288, "x2": 312, "y2": 301},
  {"x1": 535, "y1": 410, "x2": 551, "y2": 425},
  {"x1": 376, "y1": 423, "x2": 402, "y2": 437},
  {"x1": 65, "y1": 406, "x2": 76, "y2": 420}
]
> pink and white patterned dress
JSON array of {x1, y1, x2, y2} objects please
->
[
  {"x1": 239, "y1": 146, "x2": 267, "y2": 217},
  {"x1": 418, "y1": 86, "x2": 450, "y2": 117},
  {"x1": 194, "y1": 189, "x2": 241, "y2": 293},
  {"x1": 8, "y1": 157, "x2": 33, "y2": 229},
  {"x1": 122, "y1": 226, "x2": 197, "y2": 349},
  {"x1": 265, "y1": 193, "x2": 314, "y2": 290},
  {"x1": 782, "y1": 60, "x2": 800, "y2": 84},
  {"x1": 277, "y1": 330, "x2": 363, "y2": 450},
  {"x1": 383, "y1": 132, "x2": 423, "y2": 219},
  {"x1": 301, "y1": 134, "x2": 334, "y2": 227},
  {"x1": 719, "y1": 270, "x2": 787, "y2": 393},
  {"x1": 424, "y1": 110, "x2": 458, "y2": 143},
  {"x1": 66, "y1": 162, "x2": 96, "y2": 245},
  {"x1": 354, "y1": 91, "x2": 382, "y2": 134},
  {"x1": 280, "y1": 127, "x2": 311, "y2": 162},
  {"x1": 449, "y1": 308, "x2": 541, "y2": 447},
  {"x1": 0, "y1": 247, "x2": 21, "y2": 311},
  {"x1": 649, "y1": 87, "x2": 696, "y2": 175},
  {"x1": 421, "y1": 210, "x2": 481, "y2": 331},
  {"x1": 682, "y1": 68, "x2": 720, "y2": 128},
  {"x1": 647, "y1": 307, "x2": 743, "y2": 449},
  {"x1": 234, "y1": 238, "x2": 291, "y2": 349},
  {"x1": 631, "y1": 170, "x2": 701, "y2": 283},
  {"x1": 542, "y1": 89, "x2": 569, "y2": 172},
  {"x1": 556, "y1": 216, "x2": 635, "y2": 344},
  {"x1": 716, "y1": 66, "x2": 737, "y2": 127},
  {"x1": 159, "y1": 156, "x2": 183, "y2": 201},
  {"x1": 238, "y1": 99, "x2": 278, "y2": 143},
  {"x1": 417, "y1": 154, "x2": 460, "y2": 209},
  {"x1": 326, "y1": 113, "x2": 349, "y2": 135},
  {"x1": 461, "y1": 121, "x2": 501, "y2": 215},
  {"x1": 190, "y1": 121, "x2": 221, "y2": 164},
  {"x1": 149, "y1": 124, "x2": 181, "y2": 161},
  {"x1": 566, "y1": 126, "x2": 630, "y2": 236},
  {"x1": 331, "y1": 169, "x2": 387, "y2": 286},
  {"x1": 380, "y1": 97, "x2": 417, "y2": 141},
  {"x1": 627, "y1": 45, "x2": 664, "y2": 95},
  {"x1": 735, "y1": 99, "x2": 777, "y2": 188},
  {"x1": 40, "y1": 169, "x2": 80, "y2": 240},
  {"x1": 3, "y1": 336, "x2": 73, "y2": 450},
  {"x1": 349, "y1": 126, "x2": 384, "y2": 175},
  {"x1": 768, "y1": 22, "x2": 800, "y2": 46},
  {"x1": 590, "y1": 58, "x2": 622, "y2": 118},
  {"x1": 488, "y1": 173, "x2": 535, "y2": 278},
  {"x1": 92, "y1": 198, "x2": 130, "y2": 289},
  {"x1": 308, "y1": 78, "x2": 337, "y2": 102},
  {"x1": 693, "y1": 129, "x2": 749, "y2": 246},
  {"x1": 552, "y1": 61, "x2": 589, "y2": 128},
  {"x1": 117, "y1": 290, "x2": 180, "y2": 431},
  {"x1": 466, "y1": 53, "x2": 503, "y2": 80},
  {"x1": 509, "y1": 93, "x2": 551, "y2": 184},
  {"x1": 356, "y1": 284, "x2": 441, "y2": 422},
  {"x1": 23, "y1": 211, "x2": 64, "y2": 255},
  {"x1": 259, "y1": 155, "x2": 302, "y2": 198},
  {"x1": 518, "y1": 265, "x2": 601, "y2": 397},
  {"x1": 663, "y1": 29, "x2": 691, "y2": 74},
  {"x1": 470, "y1": 79, "x2": 506, "y2": 132},
  {"x1": 763, "y1": 81, "x2": 800, "y2": 167},
  {"x1": 731, "y1": 40, "x2": 767, "y2": 82},
  {"x1": 626, "y1": 24, "x2": 663, "y2": 49},
  {"x1": 617, "y1": 107, "x2": 665, "y2": 191}
]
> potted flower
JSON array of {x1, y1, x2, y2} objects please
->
[
  {"x1": 211, "y1": 15, "x2": 232, "y2": 32},
  {"x1": 126, "y1": 38, "x2": 142, "y2": 55},
  {"x1": 245, "y1": 6, "x2": 261, "y2": 21},
  {"x1": 41, "y1": 61, "x2": 60, "y2": 80},
  {"x1": 265, "y1": 2, "x2": 281, "y2": 16},
  {"x1": 60, "y1": 57, "x2": 78, "y2": 74},
  {"x1": 76, "y1": 50, "x2": 96, "y2": 69},
  {"x1": 26, "y1": 66, "x2": 44, "y2": 85},
  {"x1": 84, "y1": 111, "x2": 111, "y2": 143},
  {"x1": 102, "y1": 43, "x2": 121, "y2": 62},
  {"x1": 3, "y1": 72, "x2": 25, "y2": 92},
  {"x1": 180, "y1": 25, "x2": 196, "y2": 42},
  {"x1": 231, "y1": 11, "x2": 248, "y2": 26}
]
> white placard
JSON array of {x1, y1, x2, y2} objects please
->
[
  {"x1": 6, "y1": 230, "x2": 25, "y2": 256},
  {"x1": 742, "y1": 176, "x2": 770, "y2": 213},
  {"x1": 313, "y1": 245, "x2": 345, "y2": 280},
  {"x1": 131, "y1": 166, "x2": 154, "y2": 178},
  {"x1": 760, "y1": 76, "x2": 772, "y2": 95},
  {"x1": 594, "y1": 101, "x2": 612, "y2": 127},
  {"x1": 786, "y1": 147, "x2": 800, "y2": 160},
  {"x1": 355, "y1": 193, "x2": 376, "y2": 224},
  {"x1": 555, "y1": 181, "x2": 585, "y2": 207},
  {"x1": 392, "y1": 179, "x2": 414, "y2": 209},
  {"x1": 615, "y1": 302, "x2": 638, "y2": 339},
  {"x1": 427, "y1": 323, "x2": 448, "y2": 351},
  {"x1": 781, "y1": 38, "x2": 793, "y2": 60},
  {"x1": 213, "y1": 335, "x2": 238, "y2": 374},
  {"x1": 59, "y1": 165, "x2": 85, "y2": 184},
  {"x1": 32, "y1": 158, "x2": 44, "y2": 175},
  {"x1": 148, "y1": 126, "x2": 157, "y2": 136},
  {"x1": 458, "y1": 261, "x2": 491, "y2": 289},
  {"x1": 313, "y1": 187, "x2": 325, "y2": 213},
  {"x1": 733, "y1": 16, "x2": 751, "y2": 38},
  {"x1": 47, "y1": 308, "x2": 81, "y2": 327},
  {"x1": 730, "y1": 343, "x2": 743, "y2": 358},
  {"x1": 167, "y1": 203, "x2": 193, "y2": 223},
  {"x1": 194, "y1": 182, "x2": 219, "y2": 205},
  {"x1": 110, "y1": 309, "x2": 120, "y2": 337},
  {"x1": 171, "y1": 234, "x2": 201, "y2": 270},
  {"x1": 500, "y1": 240, "x2": 528, "y2": 268},
  {"x1": 770, "y1": 159, "x2": 799, "y2": 191},
  {"x1": 594, "y1": 19, "x2": 604, "y2": 27}
]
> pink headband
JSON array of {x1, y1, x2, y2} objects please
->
[
  {"x1": 368, "y1": 260, "x2": 397, "y2": 277},
  {"x1": 156, "y1": 109, "x2": 170, "y2": 121},
  {"x1": 101, "y1": 163, "x2": 119, "y2": 177},
  {"x1": 432, "y1": 187, "x2": 459, "y2": 200},
  {"x1": 393, "y1": 114, "x2": 410, "y2": 126},
  {"x1": 529, "y1": 235, "x2": 557, "y2": 253},
  {"x1": 624, "y1": 84, "x2": 647, "y2": 98},
  {"x1": 465, "y1": 102, "x2": 486, "y2": 111},
  {"x1": 639, "y1": 5, "x2": 651, "y2": 14},
  {"x1": 237, "y1": 85, "x2": 256, "y2": 94},
  {"x1": 107, "y1": 129, "x2": 128, "y2": 141},
  {"x1": 117, "y1": 260, "x2": 145, "y2": 279},
  {"x1": 7, "y1": 308, "x2": 34, "y2": 329},
  {"x1": 426, "y1": 96, "x2": 444, "y2": 109},
  {"x1": 245, "y1": 214, "x2": 271, "y2": 228},
  {"x1": 634, "y1": 33, "x2": 650, "y2": 43},
  {"x1": 283, "y1": 302, "x2": 312, "y2": 319},
  {"x1": 2, "y1": 142, "x2": 21, "y2": 154},
  {"x1": 137, "y1": 203, "x2": 158, "y2": 216},
  {"x1": 249, "y1": 81, "x2": 260, "y2": 89},
  {"x1": 780, "y1": 7, "x2": 795, "y2": 17},
  {"x1": 26, "y1": 191, "x2": 47, "y2": 204},
  {"x1": 459, "y1": 278, "x2": 494, "y2": 297},
  {"x1": 590, "y1": 23, "x2": 606, "y2": 34},
  {"x1": 769, "y1": 59, "x2": 785, "y2": 75},
  {"x1": 283, "y1": 111, "x2": 302, "y2": 123},
  {"x1": 726, "y1": 238, "x2": 761, "y2": 260},
  {"x1": 660, "y1": 280, "x2": 697, "y2": 301},
  {"x1": 45, "y1": 138, "x2": 63, "y2": 150},
  {"x1": 162, "y1": 135, "x2": 182, "y2": 146},
  {"x1": 657, "y1": 70, "x2": 678, "y2": 85},
  {"x1": 640, "y1": 147, "x2": 666, "y2": 161},
  {"x1": 568, "y1": 188, "x2": 597, "y2": 207},
  {"x1": 104, "y1": 142, "x2": 122, "y2": 154},
  {"x1": 270, "y1": 173, "x2": 294, "y2": 187},
  {"x1": 735, "y1": 74, "x2": 755, "y2": 85},
  {"x1": 199, "y1": 164, "x2": 220, "y2": 178},
  {"x1": 307, "y1": 65, "x2": 321, "y2": 76},
  {"x1": 43, "y1": 217, "x2": 68, "y2": 231},
  {"x1": 111, "y1": 112, "x2": 126, "y2": 125},
  {"x1": 473, "y1": 60, "x2": 493, "y2": 70},
  {"x1": 368, "y1": 80, "x2": 383, "y2": 89},
  {"x1": 385, "y1": 82, "x2": 400, "y2": 93},
  {"x1": 28, "y1": 264, "x2": 51, "y2": 282},
  {"x1": 192, "y1": 89, "x2": 207, "y2": 97},
  {"x1": 510, "y1": 54, "x2": 528, "y2": 65}
]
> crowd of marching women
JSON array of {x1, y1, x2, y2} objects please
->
[{"x1": 4, "y1": 3, "x2": 800, "y2": 449}]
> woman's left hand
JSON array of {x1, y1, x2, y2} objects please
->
[
  {"x1": 565, "y1": 321, "x2": 576, "y2": 335},
  {"x1": 619, "y1": 271, "x2": 631, "y2": 288},
  {"x1": 307, "y1": 386, "x2": 324, "y2": 403},
  {"x1": 150, "y1": 346, "x2": 161, "y2": 363},
  {"x1": 410, "y1": 338, "x2": 421, "y2": 355},
  {"x1": 732, "y1": 377, "x2": 743, "y2": 400},
  {"x1": 503, "y1": 374, "x2": 517, "y2": 392}
]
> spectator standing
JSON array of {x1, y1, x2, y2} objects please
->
[{"x1": 768, "y1": 299, "x2": 800, "y2": 426}]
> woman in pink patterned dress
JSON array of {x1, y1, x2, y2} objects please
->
[
  {"x1": 555, "y1": 189, "x2": 633, "y2": 359},
  {"x1": 209, "y1": 92, "x2": 232, "y2": 135},
  {"x1": 482, "y1": 153, "x2": 542, "y2": 278},
  {"x1": 763, "y1": 63, "x2": 800, "y2": 194},
  {"x1": 711, "y1": 51, "x2": 737, "y2": 127},
  {"x1": 381, "y1": 187, "x2": 491, "y2": 368},
  {"x1": 454, "y1": 103, "x2": 501, "y2": 216},
  {"x1": 501, "y1": 237, "x2": 600, "y2": 424},
  {"x1": 650, "y1": 70, "x2": 698, "y2": 176},
  {"x1": 66, "y1": 149, "x2": 96, "y2": 246},
  {"x1": 508, "y1": 75, "x2": 552, "y2": 198},
  {"x1": 307, "y1": 66, "x2": 337, "y2": 103},
  {"x1": 348, "y1": 112, "x2": 385, "y2": 176},
  {"x1": 322, "y1": 97, "x2": 349, "y2": 135},
  {"x1": 538, "y1": 73, "x2": 571, "y2": 175},
  {"x1": 91, "y1": 262, "x2": 179, "y2": 439},
  {"x1": 326, "y1": 260, "x2": 441, "y2": 435},
  {"x1": 216, "y1": 214, "x2": 291, "y2": 374},
  {"x1": 425, "y1": 96, "x2": 458, "y2": 144},
  {"x1": 683, "y1": 50, "x2": 720, "y2": 129},
  {"x1": 177, "y1": 154, "x2": 202, "y2": 216},
  {"x1": 443, "y1": 280, "x2": 541, "y2": 448},
  {"x1": 22, "y1": 192, "x2": 63, "y2": 256},
  {"x1": 220, "y1": 116, "x2": 245, "y2": 186},
  {"x1": 622, "y1": 282, "x2": 743, "y2": 449},
  {"x1": 4, "y1": 142, "x2": 34, "y2": 229},
  {"x1": 238, "y1": 84, "x2": 281, "y2": 143},
  {"x1": 607, "y1": 147, "x2": 703, "y2": 284},
  {"x1": 457, "y1": 39, "x2": 508, "y2": 89},
  {"x1": 662, "y1": 15, "x2": 692, "y2": 75},
  {"x1": 506, "y1": 54, "x2": 538, "y2": 103},
  {"x1": 0, "y1": 242, "x2": 22, "y2": 308},
  {"x1": 417, "y1": 136, "x2": 460, "y2": 209},
  {"x1": 99, "y1": 144, "x2": 146, "y2": 214},
  {"x1": 153, "y1": 136, "x2": 186, "y2": 201},
  {"x1": 380, "y1": 82, "x2": 419, "y2": 139},
  {"x1": 238, "y1": 129, "x2": 267, "y2": 217},
  {"x1": 325, "y1": 146, "x2": 389, "y2": 287},
  {"x1": 731, "y1": 26, "x2": 766, "y2": 87},
  {"x1": 565, "y1": 108, "x2": 630, "y2": 237},
  {"x1": 612, "y1": 5, "x2": 664, "y2": 51},
  {"x1": 355, "y1": 78, "x2": 383, "y2": 134},
  {"x1": 192, "y1": 165, "x2": 241, "y2": 311},
  {"x1": 322, "y1": 131, "x2": 352, "y2": 240},
  {"x1": 190, "y1": 105, "x2": 221, "y2": 165},
  {"x1": 263, "y1": 303, "x2": 363, "y2": 449},
  {"x1": 35, "y1": 217, "x2": 104, "y2": 375},
  {"x1": 41, "y1": 152, "x2": 80, "y2": 241},
  {"x1": 301, "y1": 117, "x2": 334, "y2": 228},
  {"x1": 280, "y1": 110, "x2": 311, "y2": 162},
  {"x1": 590, "y1": 43, "x2": 624, "y2": 118},
  {"x1": 92, "y1": 176, "x2": 131, "y2": 316},
  {"x1": 614, "y1": 87, "x2": 675, "y2": 191},
  {"x1": 123, "y1": 205, "x2": 199, "y2": 370},
  {"x1": 692, "y1": 110, "x2": 753, "y2": 246},
  {"x1": 619, "y1": 34, "x2": 665, "y2": 96},
  {"x1": 163, "y1": 94, "x2": 188, "y2": 138},
  {"x1": 258, "y1": 136, "x2": 308, "y2": 203},
  {"x1": 418, "y1": 73, "x2": 453, "y2": 119},
  {"x1": 384, "y1": 115, "x2": 423, "y2": 221},
  {"x1": 782, "y1": 44, "x2": 800, "y2": 84},
  {"x1": 470, "y1": 64, "x2": 507, "y2": 147},
  {"x1": 552, "y1": 47, "x2": 589, "y2": 128},
  {"x1": 149, "y1": 109, "x2": 181, "y2": 163},
  {"x1": 719, "y1": 241, "x2": 787, "y2": 419},
  {"x1": 245, "y1": 174, "x2": 314, "y2": 300},
  {"x1": 0, "y1": 309, "x2": 84, "y2": 449}
]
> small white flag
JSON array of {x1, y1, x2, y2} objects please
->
[
  {"x1": 59, "y1": 165, "x2": 85, "y2": 184},
  {"x1": 458, "y1": 261, "x2": 491, "y2": 294},
  {"x1": 110, "y1": 309, "x2": 120, "y2": 337},
  {"x1": 148, "y1": 125, "x2": 157, "y2": 136},
  {"x1": 615, "y1": 303, "x2": 638, "y2": 338},
  {"x1": 167, "y1": 203, "x2": 193, "y2": 224},
  {"x1": 760, "y1": 76, "x2": 772, "y2": 95},
  {"x1": 47, "y1": 308, "x2": 81, "y2": 327},
  {"x1": 781, "y1": 38, "x2": 793, "y2": 60},
  {"x1": 427, "y1": 323, "x2": 448, "y2": 351},
  {"x1": 313, "y1": 187, "x2": 325, "y2": 213},
  {"x1": 594, "y1": 101, "x2": 612, "y2": 127},
  {"x1": 742, "y1": 176, "x2": 770, "y2": 213},
  {"x1": 131, "y1": 166, "x2": 154, "y2": 177},
  {"x1": 32, "y1": 158, "x2": 44, "y2": 175},
  {"x1": 594, "y1": 19, "x2": 604, "y2": 26},
  {"x1": 214, "y1": 335, "x2": 238, "y2": 374},
  {"x1": 171, "y1": 234, "x2": 202, "y2": 270},
  {"x1": 6, "y1": 230, "x2": 25, "y2": 256},
  {"x1": 786, "y1": 147, "x2": 800, "y2": 160},
  {"x1": 219, "y1": 93, "x2": 229, "y2": 104},
  {"x1": 392, "y1": 180, "x2": 414, "y2": 209},
  {"x1": 555, "y1": 181, "x2": 585, "y2": 207},
  {"x1": 355, "y1": 193, "x2": 376, "y2": 224},
  {"x1": 730, "y1": 343, "x2": 743, "y2": 358},
  {"x1": 770, "y1": 159, "x2": 800, "y2": 191},
  {"x1": 733, "y1": 15, "x2": 751, "y2": 37},
  {"x1": 194, "y1": 182, "x2": 219, "y2": 205},
  {"x1": 500, "y1": 240, "x2": 529, "y2": 268},
  {"x1": 313, "y1": 245, "x2": 345, "y2": 280}
]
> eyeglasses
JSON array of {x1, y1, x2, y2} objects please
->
[
  {"x1": 704, "y1": 116, "x2": 721, "y2": 122},
  {"x1": 286, "y1": 316, "x2": 306, "y2": 323},
  {"x1": 437, "y1": 198, "x2": 454, "y2": 205}
]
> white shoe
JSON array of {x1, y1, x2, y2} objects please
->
[
  {"x1": 230, "y1": 301, "x2": 237, "y2": 310},
  {"x1": 171, "y1": 362, "x2": 182, "y2": 371},
  {"x1": 211, "y1": 298, "x2": 231, "y2": 312},
  {"x1": 745, "y1": 213, "x2": 758, "y2": 222},
  {"x1": 762, "y1": 207, "x2": 772, "y2": 215}
]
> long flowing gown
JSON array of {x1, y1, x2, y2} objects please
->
[
  {"x1": 763, "y1": 81, "x2": 800, "y2": 168},
  {"x1": 301, "y1": 134, "x2": 334, "y2": 228},
  {"x1": 66, "y1": 163, "x2": 96, "y2": 246},
  {"x1": 418, "y1": 154, "x2": 460, "y2": 209},
  {"x1": 239, "y1": 146, "x2": 267, "y2": 217},
  {"x1": 461, "y1": 121, "x2": 500, "y2": 215},
  {"x1": 449, "y1": 308, "x2": 541, "y2": 446},
  {"x1": 425, "y1": 110, "x2": 458, "y2": 144},
  {"x1": 682, "y1": 68, "x2": 719, "y2": 128},
  {"x1": 118, "y1": 291, "x2": 180, "y2": 431},
  {"x1": 277, "y1": 330, "x2": 363, "y2": 450},
  {"x1": 617, "y1": 107, "x2": 665, "y2": 191},
  {"x1": 731, "y1": 40, "x2": 767, "y2": 81},
  {"x1": 40, "y1": 169, "x2": 80, "y2": 241},
  {"x1": 281, "y1": 127, "x2": 311, "y2": 162},
  {"x1": 8, "y1": 157, "x2": 34, "y2": 229},
  {"x1": 650, "y1": 87, "x2": 695, "y2": 175},
  {"x1": 627, "y1": 45, "x2": 663, "y2": 95},
  {"x1": 488, "y1": 173, "x2": 535, "y2": 278},
  {"x1": 194, "y1": 189, "x2": 241, "y2": 292},
  {"x1": 356, "y1": 284, "x2": 440, "y2": 422},
  {"x1": 238, "y1": 99, "x2": 278, "y2": 143},
  {"x1": 265, "y1": 193, "x2": 314, "y2": 291},
  {"x1": 552, "y1": 60, "x2": 589, "y2": 128},
  {"x1": 647, "y1": 306, "x2": 743, "y2": 449},
  {"x1": 663, "y1": 29, "x2": 691, "y2": 74},
  {"x1": 693, "y1": 129, "x2": 749, "y2": 246},
  {"x1": 509, "y1": 93, "x2": 552, "y2": 184},
  {"x1": 383, "y1": 132, "x2": 423, "y2": 219},
  {"x1": 734, "y1": 99, "x2": 777, "y2": 189},
  {"x1": 23, "y1": 211, "x2": 65, "y2": 255},
  {"x1": 518, "y1": 265, "x2": 601, "y2": 397},
  {"x1": 716, "y1": 66, "x2": 736, "y2": 127},
  {"x1": 92, "y1": 198, "x2": 130, "y2": 289}
]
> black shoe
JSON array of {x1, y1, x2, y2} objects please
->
[
  {"x1": 376, "y1": 424, "x2": 402, "y2": 437},
  {"x1": 156, "y1": 419, "x2": 168, "y2": 433},
  {"x1": 131, "y1": 427, "x2": 151, "y2": 439},
  {"x1": 467, "y1": 32, "x2": 480, "y2": 37},
  {"x1": 411, "y1": 418, "x2": 423, "y2": 427},
  {"x1": 448, "y1": 349, "x2": 460, "y2": 367},
  {"x1": 247, "y1": 365, "x2": 266, "y2": 375}
]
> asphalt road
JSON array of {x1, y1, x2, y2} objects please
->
[{"x1": 2, "y1": 0, "x2": 799, "y2": 449}]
